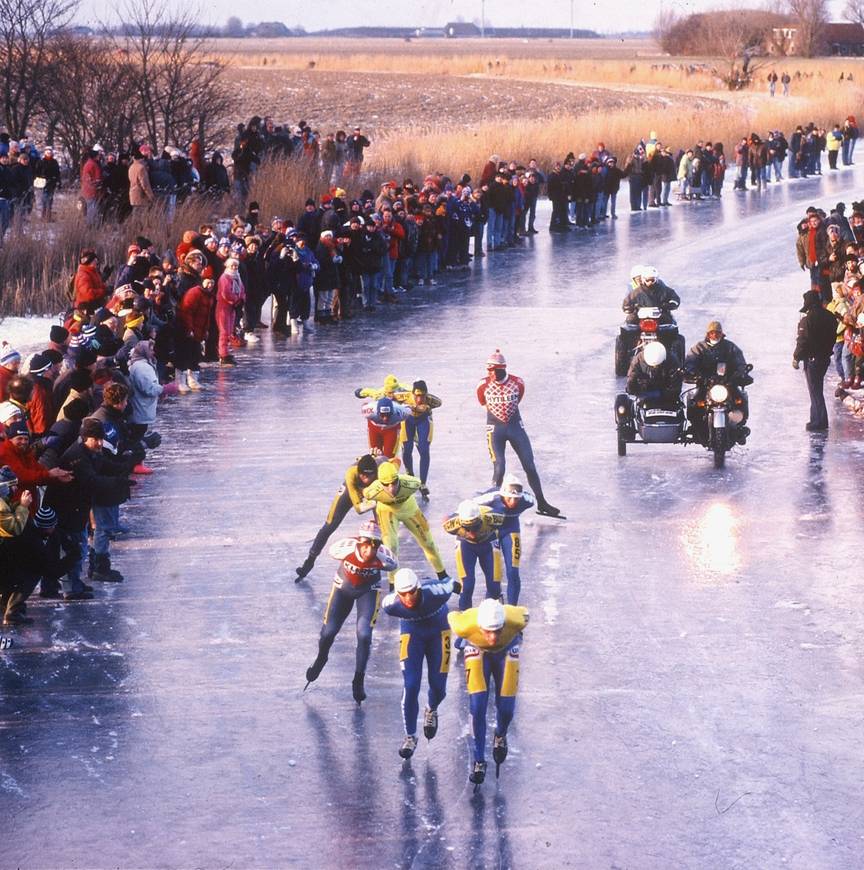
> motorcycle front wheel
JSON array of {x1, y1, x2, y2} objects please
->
[
  {"x1": 614, "y1": 335, "x2": 630, "y2": 377},
  {"x1": 712, "y1": 432, "x2": 726, "y2": 469}
]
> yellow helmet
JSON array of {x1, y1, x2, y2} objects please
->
[{"x1": 378, "y1": 462, "x2": 398, "y2": 485}]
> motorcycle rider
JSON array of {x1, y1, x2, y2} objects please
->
[
  {"x1": 626, "y1": 341, "x2": 683, "y2": 403},
  {"x1": 621, "y1": 265, "x2": 681, "y2": 326},
  {"x1": 684, "y1": 320, "x2": 753, "y2": 444}
]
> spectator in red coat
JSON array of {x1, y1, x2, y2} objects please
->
[
  {"x1": 80, "y1": 146, "x2": 104, "y2": 227},
  {"x1": 0, "y1": 419, "x2": 72, "y2": 513},
  {"x1": 216, "y1": 258, "x2": 245, "y2": 366},
  {"x1": 174, "y1": 267, "x2": 215, "y2": 392},
  {"x1": 73, "y1": 250, "x2": 108, "y2": 313}
]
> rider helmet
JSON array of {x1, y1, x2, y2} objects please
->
[
  {"x1": 499, "y1": 473, "x2": 524, "y2": 498},
  {"x1": 629, "y1": 264, "x2": 644, "y2": 284},
  {"x1": 377, "y1": 462, "x2": 398, "y2": 485},
  {"x1": 458, "y1": 499, "x2": 481, "y2": 526},
  {"x1": 393, "y1": 568, "x2": 420, "y2": 593},
  {"x1": 477, "y1": 598, "x2": 506, "y2": 631},
  {"x1": 640, "y1": 265, "x2": 659, "y2": 285},
  {"x1": 642, "y1": 341, "x2": 667, "y2": 367}
]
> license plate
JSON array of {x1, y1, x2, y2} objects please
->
[{"x1": 646, "y1": 408, "x2": 674, "y2": 417}]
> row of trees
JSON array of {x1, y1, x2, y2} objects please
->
[{"x1": 0, "y1": 0, "x2": 235, "y2": 169}]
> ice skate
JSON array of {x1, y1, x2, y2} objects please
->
[
  {"x1": 493, "y1": 733, "x2": 508, "y2": 778},
  {"x1": 304, "y1": 652, "x2": 328, "y2": 689},
  {"x1": 399, "y1": 735, "x2": 417, "y2": 759},
  {"x1": 352, "y1": 670, "x2": 366, "y2": 704},
  {"x1": 295, "y1": 557, "x2": 314, "y2": 582},
  {"x1": 470, "y1": 760, "x2": 487, "y2": 790},
  {"x1": 423, "y1": 707, "x2": 438, "y2": 740}
]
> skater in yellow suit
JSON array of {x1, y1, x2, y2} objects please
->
[
  {"x1": 448, "y1": 599, "x2": 528, "y2": 787},
  {"x1": 361, "y1": 461, "x2": 449, "y2": 588}
]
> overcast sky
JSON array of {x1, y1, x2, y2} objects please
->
[{"x1": 78, "y1": 0, "x2": 848, "y2": 35}]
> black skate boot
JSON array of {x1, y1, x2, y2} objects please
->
[
  {"x1": 304, "y1": 652, "x2": 328, "y2": 689},
  {"x1": 352, "y1": 670, "x2": 366, "y2": 704}
]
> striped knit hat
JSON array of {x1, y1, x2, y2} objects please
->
[
  {"x1": 0, "y1": 342, "x2": 20, "y2": 368},
  {"x1": 34, "y1": 506, "x2": 57, "y2": 529}
]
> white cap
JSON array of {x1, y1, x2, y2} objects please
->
[
  {"x1": 458, "y1": 499, "x2": 481, "y2": 524},
  {"x1": 499, "y1": 473, "x2": 523, "y2": 497},
  {"x1": 477, "y1": 599, "x2": 505, "y2": 631},
  {"x1": 393, "y1": 568, "x2": 419, "y2": 594}
]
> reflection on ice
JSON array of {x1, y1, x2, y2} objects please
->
[{"x1": 681, "y1": 502, "x2": 742, "y2": 577}]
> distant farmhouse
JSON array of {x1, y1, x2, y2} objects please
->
[{"x1": 770, "y1": 22, "x2": 864, "y2": 56}]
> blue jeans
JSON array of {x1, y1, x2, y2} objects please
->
[
  {"x1": 92, "y1": 504, "x2": 119, "y2": 556},
  {"x1": 58, "y1": 527, "x2": 89, "y2": 593},
  {"x1": 487, "y1": 208, "x2": 501, "y2": 249},
  {"x1": 772, "y1": 158, "x2": 783, "y2": 181},
  {"x1": 594, "y1": 192, "x2": 609, "y2": 221},
  {"x1": 381, "y1": 256, "x2": 395, "y2": 294}
]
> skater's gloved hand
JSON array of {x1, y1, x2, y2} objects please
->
[
  {"x1": 792, "y1": 357, "x2": 800, "y2": 369},
  {"x1": 353, "y1": 387, "x2": 364, "y2": 398},
  {"x1": 451, "y1": 578, "x2": 463, "y2": 594}
]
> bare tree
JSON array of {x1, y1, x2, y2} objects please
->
[
  {"x1": 844, "y1": 0, "x2": 864, "y2": 26},
  {"x1": 0, "y1": 0, "x2": 78, "y2": 137},
  {"x1": 40, "y1": 34, "x2": 139, "y2": 168},
  {"x1": 701, "y1": 11, "x2": 774, "y2": 88},
  {"x1": 654, "y1": 8, "x2": 680, "y2": 50},
  {"x1": 787, "y1": 0, "x2": 829, "y2": 56},
  {"x1": 116, "y1": 0, "x2": 236, "y2": 152}
]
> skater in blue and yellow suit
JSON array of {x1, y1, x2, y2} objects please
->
[
  {"x1": 474, "y1": 473, "x2": 534, "y2": 604},
  {"x1": 443, "y1": 499, "x2": 504, "y2": 610},
  {"x1": 448, "y1": 599, "x2": 529, "y2": 786},
  {"x1": 396, "y1": 380, "x2": 441, "y2": 498},
  {"x1": 381, "y1": 568, "x2": 458, "y2": 760}
]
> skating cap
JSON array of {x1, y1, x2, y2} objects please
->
[
  {"x1": 357, "y1": 520, "x2": 382, "y2": 543},
  {"x1": 499, "y1": 474, "x2": 523, "y2": 497},
  {"x1": 378, "y1": 462, "x2": 398, "y2": 485},
  {"x1": 486, "y1": 349, "x2": 506, "y2": 370},
  {"x1": 357, "y1": 454, "x2": 378, "y2": 476},
  {"x1": 376, "y1": 398, "x2": 393, "y2": 417},
  {"x1": 383, "y1": 374, "x2": 400, "y2": 392},
  {"x1": 477, "y1": 599, "x2": 506, "y2": 631},
  {"x1": 705, "y1": 320, "x2": 724, "y2": 337},
  {"x1": 458, "y1": 499, "x2": 481, "y2": 526},
  {"x1": 0, "y1": 344, "x2": 21, "y2": 368},
  {"x1": 5, "y1": 418, "x2": 31, "y2": 440},
  {"x1": 33, "y1": 506, "x2": 57, "y2": 529},
  {"x1": 394, "y1": 568, "x2": 420, "y2": 593}
]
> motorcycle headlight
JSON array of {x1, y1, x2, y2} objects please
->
[{"x1": 709, "y1": 384, "x2": 729, "y2": 403}]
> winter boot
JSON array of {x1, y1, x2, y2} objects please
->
[
  {"x1": 290, "y1": 318, "x2": 299, "y2": 335},
  {"x1": 399, "y1": 735, "x2": 418, "y2": 759},
  {"x1": 186, "y1": 369, "x2": 202, "y2": 391},
  {"x1": 352, "y1": 670, "x2": 367, "y2": 704},
  {"x1": 91, "y1": 554, "x2": 124, "y2": 583},
  {"x1": 176, "y1": 371, "x2": 190, "y2": 394},
  {"x1": 423, "y1": 707, "x2": 438, "y2": 740},
  {"x1": 219, "y1": 355, "x2": 237, "y2": 367}
]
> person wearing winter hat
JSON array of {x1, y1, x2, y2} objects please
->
[
  {"x1": 793, "y1": 290, "x2": 837, "y2": 431},
  {"x1": 0, "y1": 417, "x2": 72, "y2": 514},
  {"x1": 216, "y1": 257, "x2": 245, "y2": 365},
  {"x1": 302, "y1": 519, "x2": 398, "y2": 704},
  {"x1": 48, "y1": 325, "x2": 69, "y2": 354},
  {"x1": 73, "y1": 249, "x2": 108, "y2": 313},
  {"x1": 295, "y1": 453, "x2": 392, "y2": 581},
  {"x1": 25, "y1": 351, "x2": 60, "y2": 437},
  {"x1": 43, "y1": 416, "x2": 128, "y2": 598},
  {"x1": 1, "y1": 503, "x2": 77, "y2": 622},
  {"x1": 0, "y1": 342, "x2": 21, "y2": 401},
  {"x1": 381, "y1": 568, "x2": 457, "y2": 759}
]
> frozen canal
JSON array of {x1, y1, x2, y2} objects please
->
[{"x1": 3, "y1": 173, "x2": 864, "y2": 869}]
